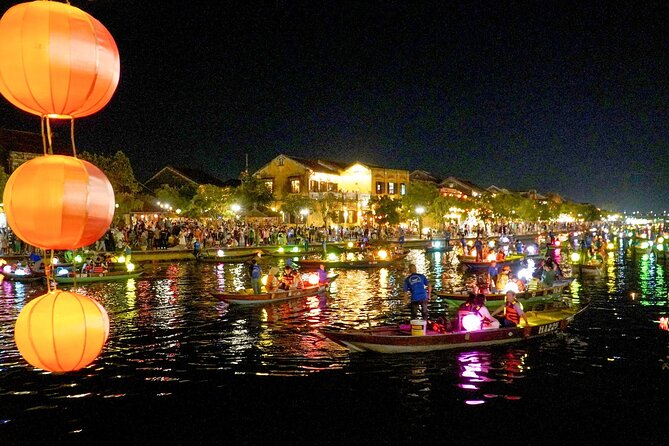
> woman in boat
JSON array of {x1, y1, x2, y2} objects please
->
[
  {"x1": 496, "y1": 265, "x2": 510, "y2": 291},
  {"x1": 474, "y1": 294, "x2": 500, "y2": 329},
  {"x1": 266, "y1": 267, "x2": 280, "y2": 292},
  {"x1": 541, "y1": 259, "x2": 558, "y2": 287}
]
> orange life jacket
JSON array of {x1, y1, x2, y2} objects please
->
[{"x1": 503, "y1": 301, "x2": 520, "y2": 324}]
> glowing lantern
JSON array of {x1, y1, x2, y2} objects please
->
[
  {"x1": 278, "y1": 247, "x2": 284, "y2": 253},
  {"x1": 292, "y1": 246, "x2": 299, "y2": 252},
  {"x1": 0, "y1": 1, "x2": 120, "y2": 119},
  {"x1": 377, "y1": 250, "x2": 388, "y2": 260},
  {"x1": 462, "y1": 314, "x2": 482, "y2": 332},
  {"x1": 3, "y1": 155, "x2": 115, "y2": 249},
  {"x1": 117, "y1": 255, "x2": 126, "y2": 263},
  {"x1": 570, "y1": 252, "x2": 580, "y2": 263},
  {"x1": 217, "y1": 249, "x2": 225, "y2": 257},
  {"x1": 126, "y1": 262, "x2": 135, "y2": 272},
  {"x1": 328, "y1": 252, "x2": 338, "y2": 261},
  {"x1": 486, "y1": 253, "x2": 496, "y2": 261},
  {"x1": 659, "y1": 317, "x2": 668, "y2": 331},
  {"x1": 347, "y1": 242, "x2": 354, "y2": 248},
  {"x1": 607, "y1": 242, "x2": 615, "y2": 250},
  {"x1": 433, "y1": 241, "x2": 441, "y2": 248},
  {"x1": 526, "y1": 245, "x2": 537, "y2": 255},
  {"x1": 14, "y1": 290, "x2": 109, "y2": 372},
  {"x1": 307, "y1": 273, "x2": 319, "y2": 285},
  {"x1": 658, "y1": 237, "x2": 665, "y2": 244}
]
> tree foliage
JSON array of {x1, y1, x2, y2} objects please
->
[
  {"x1": 154, "y1": 184, "x2": 196, "y2": 213},
  {"x1": 367, "y1": 196, "x2": 401, "y2": 226},
  {"x1": 235, "y1": 172, "x2": 274, "y2": 210},
  {"x1": 190, "y1": 185, "x2": 235, "y2": 218},
  {"x1": 280, "y1": 194, "x2": 315, "y2": 223}
]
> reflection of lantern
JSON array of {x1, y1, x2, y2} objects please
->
[
  {"x1": 15, "y1": 290, "x2": 109, "y2": 372},
  {"x1": 3, "y1": 155, "x2": 115, "y2": 249},
  {"x1": 0, "y1": 1, "x2": 120, "y2": 118}
]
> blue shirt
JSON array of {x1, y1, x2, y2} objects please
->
[
  {"x1": 251, "y1": 264, "x2": 261, "y2": 279},
  {"x1": 487, "y1": 265, "x2": 499, "y2": 278},
  {"x1": 404, "y1": 273, "x2": 429, "y2": 302}
]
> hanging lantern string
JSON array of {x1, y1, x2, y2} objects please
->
[
  {"x1": 40, "y1": 116, "x2": 47, "y2": 156},
  {"x1": 45, "y1": 249, "x2": 54, "y2": 293},
  {"x1": 69, "y1": 117, "x2": 78, "y2": 158},
  {"x1": 40, "y1": 115, "x2": 55, "y2": 156}
]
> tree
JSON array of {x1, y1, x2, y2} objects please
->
[
  {"x1": 154, "y1": 184, "x2": 196, "y2": 213},
  {"x1": 280, "y1": 194, "x2": 315, "y2": 224},
  {"x1": 190, "y1": 184, "x2": 235, "y2": 218},
  {"x1": 401, "y1": 180, "x2": 440, "y2": 220},
  {"x1": 0, "y1": 166, "x2": 9, "y2": 198},
  {"x1": 367, "y1": 196, "x2": 401, "y2": 226},
  {"x1": 235, "y1": 172, "x2": 274, "y2": 211}
]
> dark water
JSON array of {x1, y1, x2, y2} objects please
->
[{"x1": 1, "y1": 247, "x2": 668, "y2": 445}]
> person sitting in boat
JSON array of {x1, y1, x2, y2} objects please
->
[
  {"x1": 541, "y1": 259, "x2": 558, "y2": 287},
  {"x1": 508, "y1": 273, "x2": 526, "y2": 292},
  {"x1": 496, "y1": 265, "x2": 510, "y2": 291},
  {"x1": 476, "y1": 273, "x2": 491, "y2": 294},
  {"x1": 279, "y1": 265, "x2": 302, "y2": 290},
  {"x1": 81, "y1": 258, "x2": 94, "y2": 274},
  {"x1": 266, "y1": 267, "x2": 280, "y2": 292},
  {"x1": 491, "y1": 291, "x2": 529, "y2": 328},
  {"x1": 474, "y1": 294, "x2": 500, "y2": 329},
  {"x1": 496, "y1": 249, "x2": 505, "y2": 262},
  {"x1": 459, "y1": 293, "x2": 477, "y2": 312}
]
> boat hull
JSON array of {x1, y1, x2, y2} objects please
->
[
  {"x1": 458, "y1": 254, "x2": 525, "y2": 270},
  {"x1": 1, "y1": 271, "x2": 46, "y2": 282},
  {"x1": 55, "y1": 271, "x2": 144, "y2": 283},
  {"x1": 212, "y1": 284, "x2": 326, "y2": 305},
  {"x1": 197, "y1": 253, "x2": 259, "y2": 263},
  {"x1": 322, "y1": 305, "x2": 585, "y2": 354},
  {"x1": 296, "y1": 253, "x2": 408, "y2": 269}
]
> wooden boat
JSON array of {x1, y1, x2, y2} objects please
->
[
  {"x1": 571, "y1": 262, "x2": 602, "y2": 275},
  {"x1": 435, "y1": 279, "x2": 573, "y2": 308},
  {"x1": 197, "y1": 251, "x2": 259, "y2": 263},
  {"x1": 54, "y1": 270, "x2": 144, "y2": 284},
  {"x1": 425, "y1": 241, "x2": 453, "y2": 253},
  {"x1": 458, "y1": 254, "x2": 525, "y2": 270},
  {"x1": 295, "y1": 252, "x2": 408, "y2": 269},
  {"x1": 321, "y1": 302, "x2": 587, "y2": 354},
  {"x1": 1, "y1": 270, "x2": 46, "y2": 282},
  {"x1": 212, "y1": 284, "x2": 327, "y2": 305},
  {"x1": 262, "y1": 247, "x2": 322, "y2": 257}
]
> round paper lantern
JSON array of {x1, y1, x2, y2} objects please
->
[
  {"x1": 3, "y1": 155, "x2": 115, "y2": 249},
  {"x1": 15, "y1": 290, "x2": 110, "y2": 372},
  {"x1": 0, "y1": 1, "x2": 120, "y2": 118}
]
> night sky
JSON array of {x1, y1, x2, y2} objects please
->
[{"x1": 1, "y1": 0, "x2": 668, "y2": 212}]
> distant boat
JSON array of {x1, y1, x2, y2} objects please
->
[
  {"x1": 54, "y1": 269, "x2": 144, "y2": 284},
  {"x1": 212, "y1": 284, "x2": 327, "y2": 305}
]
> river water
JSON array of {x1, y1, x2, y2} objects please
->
[{"x1": 1, "y1": 245, "x2": 668, "y2": 444}]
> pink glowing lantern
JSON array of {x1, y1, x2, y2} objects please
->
[{"x1": 462, "y1": 314, "x2": 482, "y2": 332}]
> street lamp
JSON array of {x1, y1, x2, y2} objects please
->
[
  {"x1": 231, "y1": 204, "x2": 241, "y2": 219},
  {"x1": 416, "y1": 206, "x2": 425, "y2": 239},
  {"x1": 300, "y1": 208, "x2": 309, "y2": 225}
]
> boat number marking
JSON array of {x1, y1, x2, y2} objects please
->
[{"x1": 538, "y1": 322, "x2": 560, "y2": 334}]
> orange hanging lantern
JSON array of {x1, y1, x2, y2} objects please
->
[
  {"x1": 15, "y1": 290, "x2": 110, "y2": 372},
  {"x1": 0, "y1": 1, "x2": 120, "y2": 119},
  {"x1": 3, "y1": 155, "x2": 115, "y2": 250}
]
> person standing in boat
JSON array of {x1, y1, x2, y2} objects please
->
[
  {"x1": 248, "y1": 259, "x2": 262, "y2": 294},
  {"x1": 317, "y1": 264, "x2": 328, "y2": 285},
  {"x1": 487, "y1": 260, "x2": 499, "y2": 292},
  {"x1": 474, "y1": 238, "x2": 483, "y2": 261},
  {"x1": 491, "y1": 291, "x2": 529, "y2": 327},
  {"x1": 404, "y1": 263, "x2": 431, "y2": 321}
]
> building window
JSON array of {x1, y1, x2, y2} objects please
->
[
  {"x1": 278, "y1": 157, "x2": 284, "y2": 166},
  {"x1": 375, "y1": 181, "x2": 385, "y2": 194},
  {"x1": 388, "y1": 182, "x2": 396, "y2": 194},
  {"x1": 290, "y1": 178, "x2": 301, "y2": 194},
  {"x1": 264, "y1": 179, "x2": 274, "y2": 193},
  {"x1": 400, "y1": 183, "x2": 406, "y2": 195}
]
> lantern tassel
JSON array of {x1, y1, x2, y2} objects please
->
[{"x1": 69, "y1": 117, "x2": 77, "y2": 158}]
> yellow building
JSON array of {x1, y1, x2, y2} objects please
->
[{"x1": 255, "y1": 155, "x2": 409, "y2": 226}]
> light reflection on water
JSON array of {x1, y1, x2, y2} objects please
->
[{"x1": 0, "y1": 247, "x2": 668, "y2": 442}]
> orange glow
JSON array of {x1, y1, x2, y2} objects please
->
[
  {"x1": 3, "y1": 155, "x2": 115, "y2": 249},
  {"x1": 0, "y1": 1, "x2": 120, "y2": 118},
  {"x1": 14, "y1": 290, "x2": 109, "y2": 372}
]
